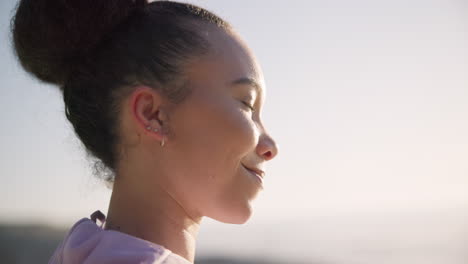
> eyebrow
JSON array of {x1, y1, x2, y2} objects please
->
[{"x1": 230, "y1": 77, "x2": 263, "y2": 97}]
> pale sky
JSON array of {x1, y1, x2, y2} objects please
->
[{"x1": 1, "y1": 0, "x2": 468, "y2": 230}]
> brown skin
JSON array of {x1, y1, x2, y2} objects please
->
[{"x1": 105, "y1": 25, "x2": 279, "y2": 263}]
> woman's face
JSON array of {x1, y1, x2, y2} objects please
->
[{"x1": 147, "y1": 26, "x2": 278, "y2": 224}]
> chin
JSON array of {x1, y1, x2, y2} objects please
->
[{"x1": 210, "y1": 202, "x2": 253, "y2": 225}]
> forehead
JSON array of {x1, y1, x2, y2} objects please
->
[{"x1": 186, "y1": 24, "x2": 265, "y2": 97}]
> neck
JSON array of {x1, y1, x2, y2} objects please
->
[{"x1": 104, "y1": 176, "x2": 201, "y2": 263}]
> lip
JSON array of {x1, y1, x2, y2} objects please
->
[{"x1": 242, "y1": 164, "x2": 265, "y2": 183}]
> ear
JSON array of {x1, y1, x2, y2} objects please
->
[{"x1": 129, "y1": 86, "x2": 168, "y2": 142}]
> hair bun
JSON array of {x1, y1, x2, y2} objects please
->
[{"x1": 11, "y1": 0, "x2": 148, "y2": 86}]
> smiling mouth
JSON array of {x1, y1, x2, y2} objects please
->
[{"x1": 242, "y1": 164, "x2": 265, "y2": 183}]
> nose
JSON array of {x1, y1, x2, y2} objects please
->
[{"x1": 256, "y1": 132, "x2": 279, "y2": 161}]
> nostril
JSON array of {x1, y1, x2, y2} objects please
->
[{"x1": 264, "y1": 150, "x2": 272, "y2": 159}]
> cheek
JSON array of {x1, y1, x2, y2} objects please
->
[
  {"x1": 167, "y1": 92, "x2": 258, "y2": 207},
  {"x1": 179, "y1": 92, "x2": 256, "y2": 160},
  {"x1": 213, "y1": 101, "x2": 257, "y2": 160}
]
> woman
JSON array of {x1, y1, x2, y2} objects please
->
[{"x1": 11, "y1": 0, "x2": 279, "y2": 263}]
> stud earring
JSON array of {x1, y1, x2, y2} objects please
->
[{"x1": 145, "y1": 124, "x2": 164, "y2": 147}]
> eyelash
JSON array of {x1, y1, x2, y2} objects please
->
[{"x1": 241, "y1": 101, "x2": 255, "y2": 112}]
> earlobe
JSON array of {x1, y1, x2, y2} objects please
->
[{"x1": 145, "y1": 124, "x2": 165, "y2": 147}]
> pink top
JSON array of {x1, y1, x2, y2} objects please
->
[{"x1": 48, "y1": 210, "x2": 191, "y2": 264}]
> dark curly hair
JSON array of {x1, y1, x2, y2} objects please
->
[{"x1": 11, "y1": 0, "x2": 230, "y2": 183}]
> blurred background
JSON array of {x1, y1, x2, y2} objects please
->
[{"x1": 1, "y1": 0, "x2": 468, "y2": 263}]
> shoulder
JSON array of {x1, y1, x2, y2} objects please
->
[{"x1": 49, "y1": 214, "x2": 191, "y2": 264}]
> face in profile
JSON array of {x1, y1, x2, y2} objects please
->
[{"x1": 137, "y1": 24, "x2": 279, "y2": 224}]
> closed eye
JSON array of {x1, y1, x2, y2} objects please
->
[{"x1": 241, "y1": 101, "x2": 255, "y2": 112}]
